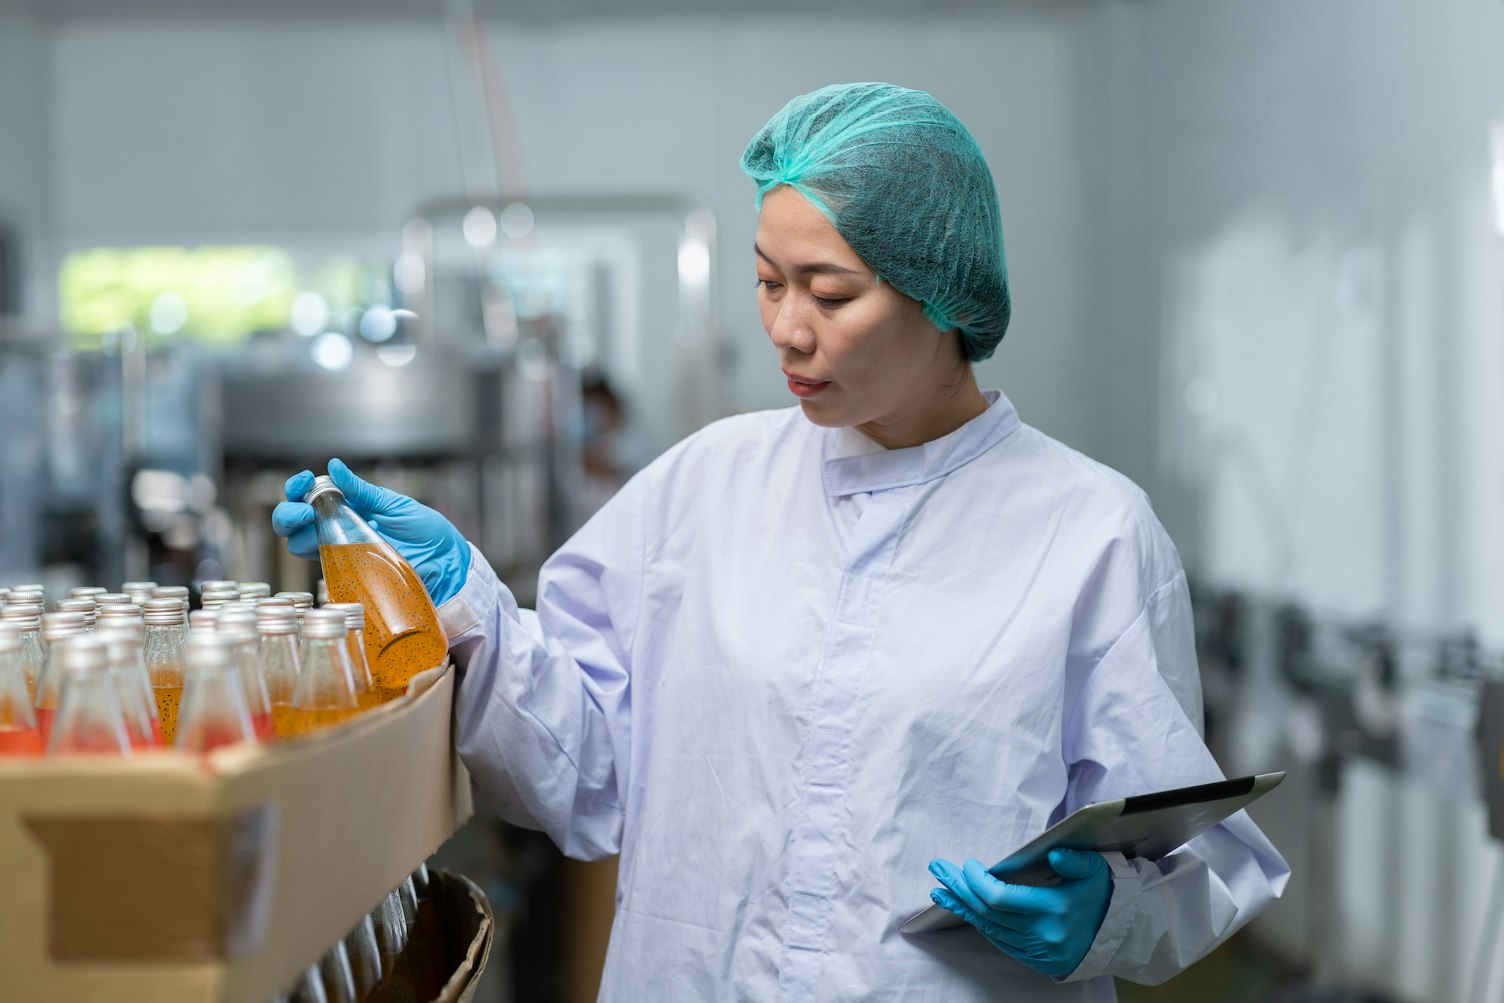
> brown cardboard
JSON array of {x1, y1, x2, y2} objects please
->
[{"x1": 0, "y1": 662, "x2": 472, "y2": 1002}]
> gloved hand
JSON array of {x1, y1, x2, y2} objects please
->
[
  {"x1": 271, "y1": 457, "x2": 471, "y2": 606},
  {"x1": 927, "y1": 849, "x2": 1112, "y2": 979}
]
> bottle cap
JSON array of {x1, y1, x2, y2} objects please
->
[
  {"x1": 42, "y1": 611, "x2": 88, "y2": 641},
  {"x1": 301, "y1": 609, "x2": 348, "y2": 640},
  {"x1": 256, "y1": 607, "x2": 298, "y2": 634},
  {"x1": 325, "y1": 602, "x2": 367, "y2": 631},
  {"x1": 143, "y1": 598, "x2": 186, "y2": 625},
  {"x1": 152, "y1": 586, "x2": 191, "y2": 600},
  {"x1": 275, "y1": 592, "x2": 315, "y2": 611},
  {"x1": 238, "y1": 582, "x2": 272, "y2": 599},
  {"x1": 0, "y1": 608, "x2": 41, "y2": 631},
  {"x1": 95, "y1": 593, "x2": 131, "y2": 605},
  {"x1": 305, "y1": 475, "x2": 344, "y2": 506},
  {"x1": 55, "y1": 598, "x2": 97, "y2": 614},
  {"x1": 97, "y1": 603, "x2": 143, "y2": 620}
]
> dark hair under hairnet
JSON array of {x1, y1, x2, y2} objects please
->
[{"x1": 740, "y1": 82, "x2": 1011, "y2": 362}]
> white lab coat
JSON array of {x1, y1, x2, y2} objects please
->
[{"x1": 440, "y1": 390, "x2": 1289, "y2": 1001}]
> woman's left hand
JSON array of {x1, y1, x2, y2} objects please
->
[{"x1": 927, "y1": 849, "x2": 1112, "y2": 979}]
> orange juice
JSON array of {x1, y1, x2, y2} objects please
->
[
  {"x1": 0, "y1": 725, "x2": 43, "y2": 756},
  {"x1": 155, "y1": 685, "x2": 183, "y2": 745},
  {"x1": 272, "y1": 704, "x2": 360, "y2": 738},
  {"x1": 34, "y1": 707, "x2": 55, "y2": 747},
  {"x1": 319, "y1": 542, "x2": 448, "y2": 693}
]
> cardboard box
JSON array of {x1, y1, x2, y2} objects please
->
[{"x1": 0, "y1": 662, "x2": 472, "y2": 1001}]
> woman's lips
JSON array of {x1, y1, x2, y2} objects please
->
[{"x1": 783, "y1": 371, "x2": 830, "y2": 399}]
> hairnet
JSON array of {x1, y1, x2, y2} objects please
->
[{"x1": 740, "y1": 82, "x2": 1010, "y2": 362}]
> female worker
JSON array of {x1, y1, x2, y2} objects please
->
[{"x1": 274, "y1": 83, "x2": 1288, "y2": 1000}]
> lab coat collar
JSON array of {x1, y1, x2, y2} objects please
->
[{"x1": 820, "y1": 389, "x2": 1020, "y2": 497}]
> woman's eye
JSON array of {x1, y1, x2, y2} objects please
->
[
  {"x1": 812, "y1": 295, "x2": 849, "y2": 309},
  {"x1": 756, "y1": 278, "x2": 782, "y2": 292}
]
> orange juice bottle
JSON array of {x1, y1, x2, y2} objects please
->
[
  {"x1": 0, "y1": 627, "x2": 44, "y2": 756},
  {"x1": 176, "y1": 631, "x2": 257, "y2": 753},
  {"x1": 274, "y1": 609, "x2": 360, "y2": 738},
  {"x1": 143, "y1": 599, "x2": 187, "y2": 745},
  {"x1": 47, "y1": 636, "x2": 132, "y2": 756},
  {"x1": 33, "y1": 611, "x2": 87, "y2": 746},
  {"x1": 305, "y1": 475, "x2": 448, "y2": 696}
]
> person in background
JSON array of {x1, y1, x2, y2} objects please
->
[{"x1": 275, "y1": 82, "x2": 1288, "y2": 1001}]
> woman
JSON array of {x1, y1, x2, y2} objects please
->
[{"x1": 275, "y1": 83, "x2": 1287, "y2": 1001}]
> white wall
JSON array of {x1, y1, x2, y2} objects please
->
[
  {"x1": 47, "y1": 10, "x2": 1111, "y2": 460},
  {"x1": 0, "y1": 1, "x2": 53, "y2": 318},
  {"x1": 1116, "y1": 1, "x2": 1504, "y2": 999}
]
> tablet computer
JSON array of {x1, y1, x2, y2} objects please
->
[{"x1": 899, "y1": 771, "x2": 1285, "y2": 935}]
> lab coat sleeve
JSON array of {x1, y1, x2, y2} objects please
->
[
  {"x1": 1058, "y1": 573, "x2": 1290, "y2": 985},
  {"x1": 437, "y1": 475, "x2": 645, "y2": 861}
]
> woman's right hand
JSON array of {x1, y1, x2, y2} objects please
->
[{"x1": 271, "y1": 457, "x2": 472, "y2": 605}]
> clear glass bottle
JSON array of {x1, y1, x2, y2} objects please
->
[
  {"x1": 324, "y1": 601, "x2": 385, "y2": 710},
  {"x1": 97, "y1": 625, "x2": 163, "y2": 749},
  {"x1": 276, "y1": 609, "x2": 359, "y2": 738},
  {"x1": 343, "y1": 913, "x2": 384, "y2": 999},
  {"x1": 48, "y1": 635, "x2": 132, "y2": 756},
  {"x1": 305, "y1": 475, "x2": 448, "y2": 696},
  {"x1": 218, "y1": 610, "x2": 275, "y2": 741},
  {"x1": 0, "y1": 627, "x2": 43, "y2": 756},
  {"x1": 34, "y1": 611, "x2": 88, "y2": 745},
  {"x1": 143, "y1": 599, "x2": 187, "y2": 744},
  {"x1": 176, "y1": 631, "x2": 257, "y2": 753},
  {"x1": 257, "y1": 605, "x2": 301, "y2": 712},
  {"x1": 0, "y1": 604, "x2": 46, "y2": 700}
]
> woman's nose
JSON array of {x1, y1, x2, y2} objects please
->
[{"x1": 768, "y1": 299, "x2": 815, "y2": 354}]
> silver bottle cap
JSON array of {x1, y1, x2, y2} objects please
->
[
  {"x1": 325, "y1": 602, "x2": 366, "y2": 632},
  {"x1": 300, "y1": 608, "x2": 348, "y2": 640},
  {"x1": 305, "y1": 474, "x2": 344, "y2": 506}
]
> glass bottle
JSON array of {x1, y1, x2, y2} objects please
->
[
  {"x1": 276, "y1": 609, "x2": 359, "y2": 738},
  {"x1": 217, "y1": 610, "x2": 275, "y2": 741},
  {"x1": 257, "y1": 606, "x2": 301, "y2": 712},
  {"x1": 97, "y1": 625, "x2": 163, "y2": 749},
  {"x1": 343, "y1": 913, "x2": 384, "y2": 999},
  {"x1": 176, "y1": 631, "x2": 257, "y2": 753},
  {"x1": 324, "y1": 601, "x2": 386, "y2": 710},
  {"x1": 34, "y1": 611, "x2": 88, "y2": 745},
  {"x1": 48, "y1": 636, "x2": 132, "y2": 756},
  {"x1": 143, "y1": 599, "x2": 187, "y2": 744},
  {"x1": 0, "y1": 604, "x2": 46, "y2": 700},
  {"x1": 319, "y1": 940, "x2": 357, "y2": 1003},
  {"x1": 305, "y1": 475, "x2": 448, "y2": 696},
  {"x1": 0, "y1": 627, "x2": 43, "y2": 756}
]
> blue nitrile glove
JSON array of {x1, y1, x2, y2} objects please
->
[
  {"x1": 927, "y1": 849, "x2": 1112, "y2": 979},
  {"x1": 271, "y1": 457, "x2": 471, "y2": 605}
]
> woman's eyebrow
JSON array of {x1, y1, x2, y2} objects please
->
[{"x1": 755, "y1": 244, "x2": 861, "y2": 276}]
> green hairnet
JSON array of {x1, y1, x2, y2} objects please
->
[{"x1": 740, "y1": 82, "x2": 1010, "y2": 362}]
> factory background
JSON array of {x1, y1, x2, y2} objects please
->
[{"x1": 3, "y1": 1, "x2": 1504, "y2": 1000}]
